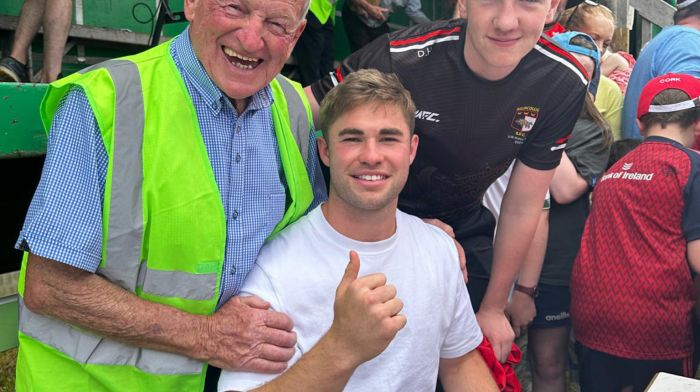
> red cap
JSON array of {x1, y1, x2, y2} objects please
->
[{"x1": 637, "y1": 73, "x2": 700, "y2": 119}]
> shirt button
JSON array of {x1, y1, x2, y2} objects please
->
[
  {"x1": 232, "y1": 209, "x2": 239, "y2": 220},
  {"x1": 235, "y1": 126, "x2": 241, "y2": 134},
  {"x1": 235, "y1": 153, "x2": 241, "y2": 163}
]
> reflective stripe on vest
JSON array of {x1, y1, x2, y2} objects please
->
[{"x1": 19, "y1": 59, "x2": 313, "y2": 376}]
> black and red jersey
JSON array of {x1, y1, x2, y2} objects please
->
[{"x1": 571, "y1": 136, "x2": 700, "y2": 360}]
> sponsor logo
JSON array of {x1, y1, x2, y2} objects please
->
[
  {"x1": 415, "y1": 110, "x2": 440, "y2": 123},
  {"x1": 622, "y1": 162, "x2": 633, "y2": 170},
  {"x1": 600, "y1": 169, "x2": 654, "y2": 182},
  {"x1": 545, "y1": 312, "x2": 570, "y2": 321}
]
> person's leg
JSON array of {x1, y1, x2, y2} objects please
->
[
  {"x1": 341, "y1": 2, "x2": 373, "y2": 53},
  {"x1": 9, "y1": 0, "x2": 47, "y2": 64},
  {"x1": 528, "y1": 326, "x2": 570, "y2": 392},
  {"x1": 291, "y1": 12, "x2": 323, "y2": 86},
  {"x1": 318, "y1": 20, "x2": 335, "y2": 79},
  {"x1": 577, "y1": 342, "x2": 628, "y2": 392},
  {"x1": 40, "y1": 0, "x2": 72, "y2": 82},
  {"x1": 630, "y1": 356, "x2": 691, "y2": 392}
]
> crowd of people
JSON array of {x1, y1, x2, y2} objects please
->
[{"x1": 7, "y1": 0, "x2": 700, "y2": 391}]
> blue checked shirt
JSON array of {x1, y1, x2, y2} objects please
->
[{"x1": 16, "y1": 29, "x2": 326, "y2": 306}]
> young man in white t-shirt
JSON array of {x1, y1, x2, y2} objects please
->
[{"x1": 218, "y1": 69, "x2": 497, "y2": 391}]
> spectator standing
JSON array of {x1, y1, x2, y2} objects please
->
[
  {"x1": 0, "y1": 0, "x2": 72, "y2": 83},
  {"x1": 292, "y1": 0, "x2": 337, "y2": 86},
  {"x1": 571, "y1": 73, "x2": 700, "y2": 391},
  {"x1": 621, "y1": 0, "x2": 700, "y2": 139}
]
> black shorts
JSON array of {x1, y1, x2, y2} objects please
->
[
  {"x1": 530, "y1": 283, "x2": 570, "y2": 329},
  {"x1": 576, "y1": 342, "x2": 693, "y2": 392}
]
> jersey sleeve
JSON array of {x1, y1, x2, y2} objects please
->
[
  {"x1": 565, "y1": 118, "x2": 611, "y2": 188},
  {"x1": 216, "y1": 264, "x2": 303, "y2": 391},
  {"x1": 309, "y1": 34, "x2": 393, "y2": 104},
  {"x1": 517, "y1": 81, "x2": 586, "y2": 171},
  {"x1": 440, "y1": 240, "x2": 483, "y2": 358},
  {"x1": 682, "y1": 150, "x2": 700, "y2": 242}
]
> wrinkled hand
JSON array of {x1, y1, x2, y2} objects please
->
[
  {"x1": 327, "y1": 251, "x2": 406, "y2": 367},
  {"x1": 476, "y1": 307, "x2": 515, "y2": 363},
  {"x1": 205, "y1": 295, "x2": 297, "y2": 372},
  {"x1": 505, "y1": 291, "x2": 535, "y2": 338},
  {"x1": 423, "y1": 218, "x2": 467, "y2": 283}
]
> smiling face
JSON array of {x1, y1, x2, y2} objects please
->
[
  {"x1": 318, "y1": 104, "x2": 419, "y2": 215},
  {"x1": 184, "y1": 0, "x2": 306, "y2": 107},
  {"x1": 462, "y1": 0, "x2": 558, "y2": 80}
]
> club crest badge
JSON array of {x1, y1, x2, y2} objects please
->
[{"x1": 511, "y1": 106, "x2": 540, "y2": 134}]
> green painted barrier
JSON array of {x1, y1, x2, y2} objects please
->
[{"x1": 0, "y1": 82, "x2": 48, "y2": 158}]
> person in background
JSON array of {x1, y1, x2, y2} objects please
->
[
  {"x1": 560, "y1": 1, "x2": 625, "y2": 139},
  {"x1": 572, "y1": 73, "x2": 700, "y2": 392},
  {"x1": 292, "y1": 0, "x2": 337, "y2": 86},
  {"x1": 342, "y1": 0, "x2": 430, "y2": 52},
  {"x1": 621, "y1": 0, "x2": 700, "y2": 140},
  {"x1": 0, "y1": 0, "x2": 72, "y2": 83}
]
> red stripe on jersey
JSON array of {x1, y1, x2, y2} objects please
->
[
  {"x1": 335, "y1": 67, "x2": 344, "y2": 83},
  {"x1": 390, "y1": 27, "x2": 461, "y2": 47},
  {"x1": 537, "y1": 37, "x2": 590, "y2": 80},
  {"x1": 556, "y1": 134, "x2": 572, "y2": 145}
]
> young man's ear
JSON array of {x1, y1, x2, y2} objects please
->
[
  {"x1": 455, "y1": 0, "x2": 467, "y2": 19},
  {"x1": 409, "y1": 134, "x2": 419, "y2": 165},
  {"x1": 317, "y1": 135, "x2": 331, "y2": 167}
]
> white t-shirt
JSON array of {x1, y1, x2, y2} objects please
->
[{"x1": 218, "y1": 206, "x2": 482, "y2": 391}]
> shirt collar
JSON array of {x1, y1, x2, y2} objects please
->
[{"x1": 171, "y1": 28, "x2": 273, "y2": 114}]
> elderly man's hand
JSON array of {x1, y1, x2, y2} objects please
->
[
  {"x1": 204, "y1": 295, "x2": 297, "y2": 372},
  {"x1": 325, "y1": 251, "x2": 406, "y2": 367},
  {"x1": 476, "y1": 307, "x2": 515, "y2": 363}
]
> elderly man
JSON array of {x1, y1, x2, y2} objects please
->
[
  {"x1": 14, "y1": 0, "x2": 325, "y2": 391},
  {"x1": 307, "y1": 0, "x2": 587, "y2": 364}
]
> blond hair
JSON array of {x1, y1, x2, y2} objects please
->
[
  {"x1": 561, "y1": 2, "x2": 615, "y2": 32},
  {"x1": 319, "y1": 69, "x2": 416, "y2": 139}
]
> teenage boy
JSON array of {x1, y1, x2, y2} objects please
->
[
  {"x1": 571, "y1": 73, "x2": 700, "y2": 391},
  {"x1": 218, "y1": 69, "x2": 498, "y2": 391}
]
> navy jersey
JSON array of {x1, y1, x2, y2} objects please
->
[{"x1": 572, "y1": 137, "x2": 700, "y2": 360}]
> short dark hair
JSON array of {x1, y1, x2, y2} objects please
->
[
  {"x1": 607, "y1": 139, "x2": 642, "y2": 169},
  {"x1": 318, "y1": 69, "x2": 416, "y2": 139},
  {"x1": 638, "y1": 88, "x2": 700, "y2": 131},
  {"x1": 674, "y1": 2, "x2": 700, "y2": 24}
]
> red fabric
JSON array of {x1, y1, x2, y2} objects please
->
[
  {"x1": 545, "y1": 23, "x2": 567, "y2": 37},
  {"x1": 476, "y1": 337, "x2": 522, "y2": 392}
]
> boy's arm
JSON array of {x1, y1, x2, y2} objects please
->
[
  {"x1": 438, "y1": 350, "x2": 499, "y2": 392},
  {"x1": 505, "y1": 208, "x2": 548, "y2": 337},
  {"x1": 477, "y1": 162, "x2": 556, "y2": 363}
]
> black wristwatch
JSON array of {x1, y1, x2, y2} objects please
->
[{"x1": 514, "y1": 283, "x2": 538, "y2": 299}]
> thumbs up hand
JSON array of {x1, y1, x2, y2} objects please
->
[{"x1": 327, "y1": 251, "x2": 407, "y2": 368}]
